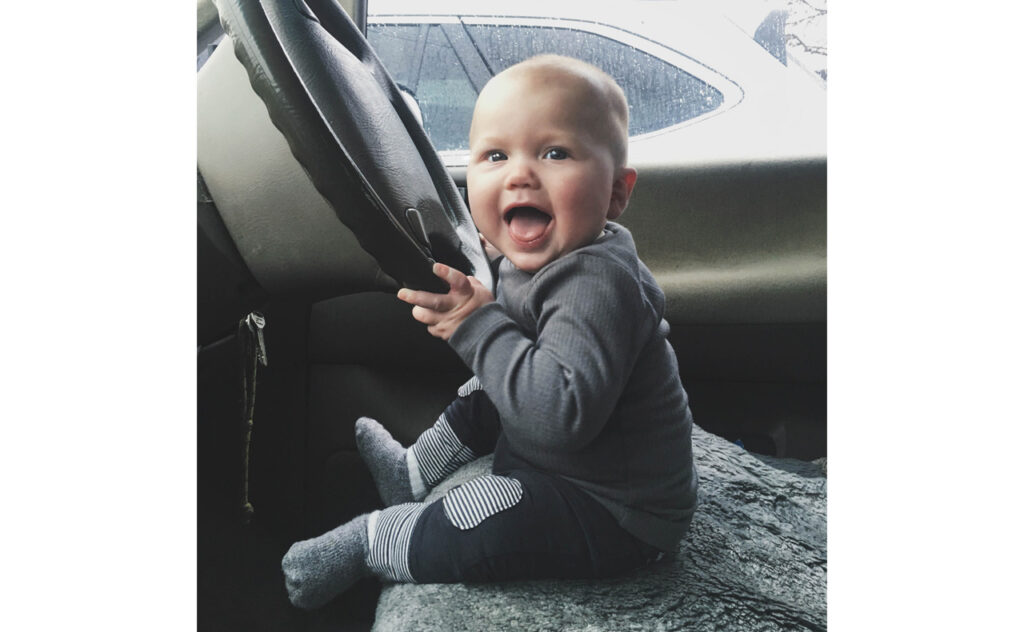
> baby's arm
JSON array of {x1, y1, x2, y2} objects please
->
[
  {"x1": 450, "y1": 256, "x2": 657, "y2": 453},
  {"x1": 397, "y1": 263, "x2": 494, "y2": 341}
]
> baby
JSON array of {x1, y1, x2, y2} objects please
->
[{"x1": 282, "y1": 54, "x2": 698, "y2": 609}]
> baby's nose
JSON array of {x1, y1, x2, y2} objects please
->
[{"x1": 505, "y1": 158, "x2": 539, "y2": 189}]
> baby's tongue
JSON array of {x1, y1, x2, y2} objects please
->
[{"x1": 508, "y1": 207, "x2": 550, "y2": 242}]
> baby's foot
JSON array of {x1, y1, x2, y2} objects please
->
[
  {"x1": 281, "y1": 514, "x2": 369, "y2": 610},
  {"x1": 355, "y1": 417, "x2": 414, "y2": 505}
]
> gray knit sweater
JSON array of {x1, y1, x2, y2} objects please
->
[{"x1": 448, "y1": 222, "x2": 697, "y2": 552}]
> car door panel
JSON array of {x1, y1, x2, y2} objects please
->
[{"x1": 626, "y1": 160, "x2": 826, "y2": 326}]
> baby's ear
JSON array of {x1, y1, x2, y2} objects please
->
[{"x1": 606, "y1": 167, "x2": 638, "y2": 220}]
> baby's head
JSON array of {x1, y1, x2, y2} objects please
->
[{"x1": 467, "y1": 55, "x2": 637, "y2": 273}]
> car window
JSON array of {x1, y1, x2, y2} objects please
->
[
  {"x1": 366, "y1": 23, "x2": 422, "y2": 89},
  {"x1": 369, "y1": 20, "x2": 726, "y2": 155},
  {"x1": 417, "y1": 26, "x2": 479, "y2": 152},
  {"x1": 464, "y1": 24, "x2": 724, "y2": 138},
  {"x1": 368, "y1": 23, "x2": 480, "y2": 152},
  {"x1": 367, "y1": 1, "x2": 826, "y2": 163}
]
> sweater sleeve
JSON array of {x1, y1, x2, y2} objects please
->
[{"x1": 448, "y1": 253, "x2": 656, "y2": 453}]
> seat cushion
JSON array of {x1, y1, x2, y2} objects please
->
[{"x1": 372, "y1": 425, "x2": 826, "y2": 631}]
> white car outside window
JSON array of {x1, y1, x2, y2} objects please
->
[{"x1": 367, "y1": 0, "x2": 826, "y2": 166}]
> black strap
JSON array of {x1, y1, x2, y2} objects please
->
[{"x1": 238, "y1": 311, "x2": 267, "y2": 524}]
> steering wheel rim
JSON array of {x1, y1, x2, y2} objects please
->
[{"x1": 212, "y1": 0, "x2": 492, "y2": 294}]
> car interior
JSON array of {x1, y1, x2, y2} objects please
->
[{"x1": 197, "y1": 0, "x2": 826, "y2": 630}]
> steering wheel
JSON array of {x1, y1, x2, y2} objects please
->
[{"x1": 210, "y1": 0, "x2": 492, "y2": 295}]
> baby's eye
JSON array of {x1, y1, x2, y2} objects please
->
[
  {"x1": 543, "y1": 148, "x2": 568, "y2": 160},
  {"x1": 486, "y1": 151, "x2": 507, "y2": 162}
]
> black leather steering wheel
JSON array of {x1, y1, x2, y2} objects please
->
[{"x1": 212, "y1": 0, "x2": 492, "y2": 294}]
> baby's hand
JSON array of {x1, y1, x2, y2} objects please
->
[
  {"x1": 480, "y1": 233, "x2": 501, "y2": 261},
  {"x1": 397, "y1": 263, "x2": 494, "y2": 341}
]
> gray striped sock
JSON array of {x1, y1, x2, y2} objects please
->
[
  {"x1": 281, "y1": 514, "x2": 369, "y2": 610},
  {"x1": 355, "y1": 417, "x2": 414, "y2": 506}
]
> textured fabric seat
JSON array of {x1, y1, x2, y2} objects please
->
[{"x1": 372, "y1": 425, "x2": 826, "y2": 632}]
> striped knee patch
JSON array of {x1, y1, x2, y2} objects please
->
[
  {"x1": 442, "y1": 475, "x2": 523, "y2": 530},
  {"x1": 457, "y1": 375, "x2": 483, "y2": 398},
  {"x1": 410, "y1": 413, "x2": 477, "y2": 488},
  {"x1": 366, "y1": 503, "x2": 428, "y2": 583}
]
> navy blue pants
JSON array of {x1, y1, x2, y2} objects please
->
[{"x1": 402, "y1": 387, "x2": 661, "y2": 584}]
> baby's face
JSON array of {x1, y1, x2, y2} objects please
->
[{"x1": 467, "y1": 71, "x2": 627, "y2": 274}]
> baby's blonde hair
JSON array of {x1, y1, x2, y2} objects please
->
[{"x1": 491, "y1": 55, "x2": 630, "y2": 168}]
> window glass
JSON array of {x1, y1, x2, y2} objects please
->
[
  {"x1": 465, "y1": 25, "x2": 723, "y2": 138},
  {"x1": 416, "y1": 26, "x2": 479, "y2": 152},
  {"x1": 366, "y1": 2, "x2": 826, "y2": 161},
  {"x1": 367, "y1": 24, "x2": 421, "y2": 88}
]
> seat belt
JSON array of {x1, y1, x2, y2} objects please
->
[{"x1": 239, "y1": 311, "x2": 267, "y2": 525}]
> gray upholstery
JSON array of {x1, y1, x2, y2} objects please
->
[
  {"x1": 198, "y1": 40, "x2": 388, "y2": 299},
  {"x1": 372, "y1": 425, "x2": 826, "y2": 632}
]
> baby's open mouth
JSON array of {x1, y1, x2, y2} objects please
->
[{"x1": 504, "y1": 206, "x2": 551, "y2": 244}]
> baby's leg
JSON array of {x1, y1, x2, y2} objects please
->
[
  {"x1": 281, "y1": 514, "x2": 370, "y2": 609},
  {"x1": 356, "y1": 377, "x2": 501, "y2": 506},
  {"x1": 355, "y1": 417, "x2": 416, "y2": 505},
  {"x1": 282, "y1": 469, "x2": 660, "y2": 609},
  {"x1": 406, "y1": 469, "x2": 661, "y2": 584},
  {"x1": 282, "y1": 502, "x2": 427, "y2": 609}
]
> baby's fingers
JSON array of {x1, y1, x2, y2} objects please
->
[
  {"x1": 432, "y1": 263, "x2": 472, "y2": 298},
  {"x1": 410, "y1": 305, "x2": 440, "y2": 326},
  {"x1": 397, "y1": 287, "x2": 451, "y2": 312}
]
